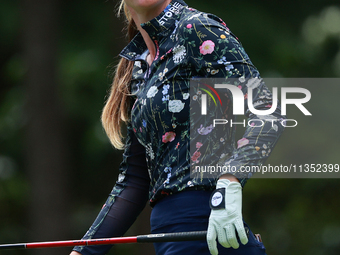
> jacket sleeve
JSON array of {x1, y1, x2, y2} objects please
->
[
  {"x1": 73, "y1": 123, "x2": 150, "y2": 255},
  {"x1": 183, "y1": 12, "x2": 285, "y2": 186}
]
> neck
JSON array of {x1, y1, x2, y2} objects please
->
[{"x1": 127, "y1": 0, "x2": 172, "y2": 62}]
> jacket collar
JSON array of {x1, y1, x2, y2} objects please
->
[{"x1": 120, "y1": 0, "x2": 188, "y2": 61}]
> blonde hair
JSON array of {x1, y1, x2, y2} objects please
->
[{"x1": 101, "y1": 0, "x2": 138, "y2": 149}]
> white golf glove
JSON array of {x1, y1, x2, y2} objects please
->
[{"x1": 207, "y1": 179, "x2": 248, "y2": 255}]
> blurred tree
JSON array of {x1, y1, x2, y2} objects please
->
[{"x1": 21, "y1": 0, "x2": 71, "y2": 255}]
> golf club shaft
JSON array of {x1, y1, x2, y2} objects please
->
[{"x1": 0, "y1": 231, "x2": 207, "y2": 250}]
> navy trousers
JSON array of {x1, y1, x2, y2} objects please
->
[{"x1": 150, "y1": 190, "x2": 266, "y2": 255}]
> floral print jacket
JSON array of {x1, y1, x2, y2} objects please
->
[
  {"x1": 119, "y1": 0, "x2": 284, "y2": 204},
  {"x1": 74, "y1": 1, "x2": 284, "y2": 251}
]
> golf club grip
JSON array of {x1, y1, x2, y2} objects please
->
[{"x1": 137, "y1": 231, "x2": 207, "y2": 243}]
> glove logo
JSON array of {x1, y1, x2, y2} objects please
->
[
  {"x1": 210, "y1": 188, "x2": 225, "y2": 209},
  {"x1": 212, "y1": 192, "x2": 223, "y2": 206}
]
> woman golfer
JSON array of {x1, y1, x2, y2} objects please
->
[{"x1": 70, "y1": 0, "x2": 284, "y2": 254}]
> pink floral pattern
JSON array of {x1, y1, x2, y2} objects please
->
[
  {"x1": 237, "y1": 138, "x2": 249, "y2": 148},
  {"x1": 162, "y1": 132, "x2": 176, "y2": 143},
  {"x1": 199, "y1": 40, "x2": 215, "y2": 55},
  {"x1": 196, "y1": 142, "x2": 203, "y2": 149},
  {"x1": 191, "y1": 151, "x2": 201, "y2": 163}
]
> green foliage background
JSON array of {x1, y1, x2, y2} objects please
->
[{"x1": 0, "y1": 0, "x2": 340, "y2": 255}]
